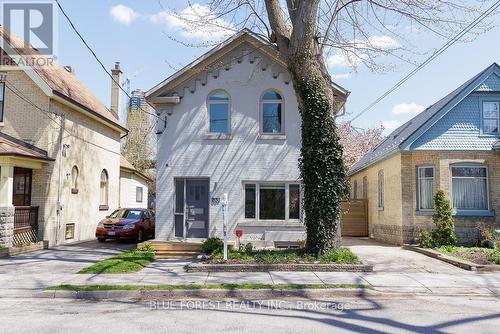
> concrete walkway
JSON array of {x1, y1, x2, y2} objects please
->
[
  {"x1": 1, "y1": 239, "x2": 499, "y2": 298},
  {"x1": 342, "y1": 237, "x2": 464, "y2": 273}
]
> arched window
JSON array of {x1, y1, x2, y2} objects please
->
[
  {"x1": 207, "y1": 91, "x2": 230, "y2": 133},
  {"x1": 100, "y1": 169, "x2": 109, "y2": 207},
  {"x1": 353, "y1": 180, "x2": 358, "y2": 199},
  {"x1": 71, "y1": 165, "x2": 79, "y2": 194},
  {"x1": 261, "y1": 90, "x2": 283, "y2": 134}
]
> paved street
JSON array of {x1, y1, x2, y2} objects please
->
[{"x1": 1, "y1": 295, "x2": 499, "y2": 334}]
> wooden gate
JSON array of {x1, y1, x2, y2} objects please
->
[{"x1": 341, "y1": 199, "x2": 368, "y2": 237}]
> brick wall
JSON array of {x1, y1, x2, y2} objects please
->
[
  {"x1": 1, "y1": 69, "x2": 122, "y2": 246},
  {"x1": 351, "y1": 150, "x2": 499, "y2": 245},
  {"x1": 349, "y1": 153, "x2": 404, "y2": 244}
]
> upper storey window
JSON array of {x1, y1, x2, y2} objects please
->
[
  {"x1": 482, "y1": 101, "x2": 499, "y2": 134},
  {"x1": 208, "y1": 91, "x2": 230, "y2": 134},
  {"x1": 261, "y1": 90, "x2": 283, "y2": 134}
]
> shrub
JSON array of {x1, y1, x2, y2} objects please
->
[
  {"x1": 418, "y1": 190, "x2": 457, "y2": 248},
  {"x1": 432, "y1": 190, "x2": 457, "y2": 246},
  {"x1": 0, "y1": 244, "x2": 5, "y2": 250},
  {"x1": 418, "y1": 230, "x2": 435, "y2": 248},
  {"x1": 318, "y1": 248, "x2": 360, "y2": 264},
  {"x1": 137, "y1": 241, "x2": 154, "y2": 253},
  {"x1": 244, "y1": 242, "x2": 253, "y2": 254},
  {"x1": 201, "y1": 237, "x2": 224, "y2": 255}
]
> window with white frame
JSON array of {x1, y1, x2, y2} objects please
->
[
  {"x1": 451, "y1": 165, "x2": 489, "y2": 211},
  {"x1": 482, "y1": 102, "x2": 499, "y2": 134},
  {"x1": 261, "y1": 90, "x2": 283, "y2": 134},
  {"x1": 378, "y1": 170, "x2": 384, "y2": 210},
  {"x1": 99, "y1": 170, "x2": 109, "y2": 207},
  {"x1": 244, "y1": 182, "x2": 301, "y2": 220},
  {"x1": 208, "y1": 91, "x2": 230, "y2": 133},
  {"x1": 417, "y1": 166, "x2": 434, "y2": 210},
  {"x1": 136, "y1": 186, "x2": 143, "y2": 203}
]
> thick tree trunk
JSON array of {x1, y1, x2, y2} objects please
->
[
  {"x1": 264, "y1": 0, "x2": 348, "y2": 256},
  {"x1": 288, "y1": 57, "x2": 349, "y2": 255}
]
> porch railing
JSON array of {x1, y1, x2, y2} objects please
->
[{"x1": 13, "y1": 206, "x2": 39, "y2": 246}]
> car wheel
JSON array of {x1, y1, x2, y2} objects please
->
[
  {"x1": 136, "y1": 229, "x2": 144, "y2": 243},
  {"x1": 98, "y1": 238, "x2": 106, "y2": 243}
]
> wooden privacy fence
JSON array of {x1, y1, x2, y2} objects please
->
[{"x1": 341, "y1": 199, "x2": 368, "y2": 237}]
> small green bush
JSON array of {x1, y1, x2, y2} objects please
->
[
  {"x1": 201, "y1": 237, "x2": 224, "y2": 255},
  {"x1": 418, "y1": 190, "x2": 457, "y2": 248},
  {"x1": 244, "y1": 243, "x2": 253, "y2": 254},
  {"x1": 418, "y1": 230, "x2": 435, "y2": 248},
  {"x1": 0, "y1": 244, "x2": 5, "y2": 250},
  {"x1": 318, "y1": 248, "x2": 360, "y2": 264},
  {"x1": 138, "y1": 241, "x2": 154, "y2": 253}
]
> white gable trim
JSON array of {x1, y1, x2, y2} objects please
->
[
  {"x1": 401, "y1": 64, "x2": 500, "y2": 151},
  {"x1": 0, "y1": 35, "x2": 53, "y2": 97}
]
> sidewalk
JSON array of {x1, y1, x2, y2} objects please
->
[
  {"x1": 2, "y1": 258, "x2": 500, "y2": 298},
  {"x1": 1, "y1": 240, "x2": 499, "y2": 298}
]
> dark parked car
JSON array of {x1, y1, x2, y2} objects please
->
[{"x1": 96, "y1": 208, "x2": 155, "y2": 243}]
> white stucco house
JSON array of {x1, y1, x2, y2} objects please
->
[
  {"x1": 119, "y1": 156, "x2": 150, "y2": 209},
  {"x1": 146, "y1": 30, "x2": 348, "y2": 246}
]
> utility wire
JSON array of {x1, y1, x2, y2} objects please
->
[
  {"x1": 349, "y1": 0, "x2": 500, "y2": 123},
  {"x1": 4, "y1": 80, "x2": 152, "y2": 154},
  {"x1": 54, "y1": 0, "x2": 160, "y2": 122}
]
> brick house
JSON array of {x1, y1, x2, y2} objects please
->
[
  {"x1": 0, "y1": 28, "x2": 127, "y2": 248},
  {"x1": 349, "y1": 63, "x2": 500, "y2": 245},
  {"x1": 146, "y1": 30, "x2": 348, "y2": 246}
]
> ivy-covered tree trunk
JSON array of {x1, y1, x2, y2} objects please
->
[
  {"x1": 265, "y1": 0, "x2": 349, "y2": 255},
  {"x1": 289, "y1": 60, "x2": 349, "y2": 256}
]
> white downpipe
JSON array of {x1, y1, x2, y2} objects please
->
[{"x1": 221, "y1": 193, "x2": 228, "y2": 261}]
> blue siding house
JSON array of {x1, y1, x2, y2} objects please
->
[{"x1": 349, "y1": 63, "x2": 500, "y2": 245}]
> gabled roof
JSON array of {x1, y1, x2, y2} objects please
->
[
  {"x1": 120, "y1": 155, "x2": 151, "y2": 182},
  {"x1": 350, "y1": 63, "x2": 500, "y2": 175},
  {"x1": 494, "y1": 139, "x2": 500, "y2": 151},
  {"x1": 146, "y1": 29, "x2": 349, "y2": 102},
  {"x1": 0, "y1": 26, "x2": 127, "y2": 133},
  {"x1": 0, "y1": 132, "x2": 54, "y2": 161}
]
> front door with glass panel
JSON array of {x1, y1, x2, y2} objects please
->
[{"x1": 174, "y1": 178, "x2": 209, "y2": 238}]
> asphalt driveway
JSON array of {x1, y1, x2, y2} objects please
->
[{"x1": 343, "y1": 237, "x2": 464, "y2": 273}]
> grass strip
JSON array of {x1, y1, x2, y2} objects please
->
[
  {"x1": 46, "y1": 283, "x2": 369, "y2": 292},
  {"x1": 78, "y1": 248, "x2": 155, "y2": 274}
]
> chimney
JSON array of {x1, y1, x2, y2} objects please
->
[{"x1": 110, "y1": 62, "x2": 122, "y2": 118}]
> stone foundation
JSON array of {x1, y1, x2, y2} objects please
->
[{"x1": 0, "y1": 207, "x2": 14, "y2": 248}]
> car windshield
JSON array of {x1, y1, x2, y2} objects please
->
[{"x1": 109, "y1": 209, "x2": 142, "y2": 220}]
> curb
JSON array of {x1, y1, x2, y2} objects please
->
[
  {"x1": 32, "y1": 287, "x2": 499, "y2": 300},
  {"x1": 186, "y1": 263, "x2": 373, "y2": 272},
  {"x1": 34, "y1": 288, "x2": 375, "y2": 300},
  {"x1": 402, "y1": 245, "x2": 500, "y2": 271}
]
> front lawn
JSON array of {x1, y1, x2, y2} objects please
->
[
  {"x1": 206, "y1": 247, "x2": 360, "y2": 265},
  {"x1": 78, "y1": 247, "x2": 154, "y2": 274},
  {"x1": 436, "y1": 246, "x2": 500, "y2": 265}
]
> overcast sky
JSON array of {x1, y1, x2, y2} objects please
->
[{"x1": 30, "y1": 0, "x2": 500, "y2": 133}]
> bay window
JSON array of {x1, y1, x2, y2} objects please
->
[
  {"x1": 451, "y1": 165, "x2": 489, "y2": 211},
  {"x1": 417, "y1": 166, "x2": 434, "y2": 210},
  {"x1": 244, "y1": 182, "x2": 301, "y2": 221}
]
